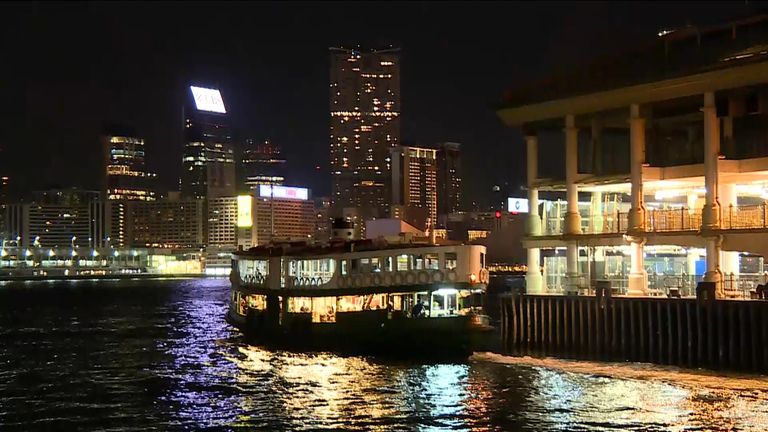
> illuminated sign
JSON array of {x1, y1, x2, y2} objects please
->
[
  {"x1": 259, "y1": 185, "x2": 309, "y2": 201},
  {"x1": 507, "y1": 198, "x2": 529, "y2": 213},
  {"x1": 237, "y1": 195, "x2": 253, "y2": 227},
  {"x1": 190, "y1": 86, "x2": 226, "y2": 114}
]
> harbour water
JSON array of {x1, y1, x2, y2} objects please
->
[{"x1": 2, "y1": 278, "x2": 768, "y2": 430}]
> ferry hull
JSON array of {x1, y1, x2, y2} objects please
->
[{"x1": 227, "y1": 308, "x2": 494, "y2": 358}]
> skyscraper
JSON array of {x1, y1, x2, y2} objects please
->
[
  {"x1": 436, "y1": 142, "x2": 463, "y2": 224},
  {"x1": 390, "y1": 145, "x2": 437, "y2": 227},
  {"x1": 102, "y1": 125, "x2": 157, "y2": 201},
  {"x1": 329, "y1": 47, "x2": 400, "y2": 217},
  {"x1": 181, "y1": 85, "x2": 235, "y2": 199},
  {"x1": 240, "y1": 139, "x2": 287, "y2": 191}
]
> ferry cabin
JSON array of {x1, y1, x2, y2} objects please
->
[{"x1": 228, "y1": 242, "x2": 489, "y2": 327}]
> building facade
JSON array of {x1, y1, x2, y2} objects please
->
[
  {"x1": 329, "y1": 47, "x2": 400, "y2": 217},
  {"x1": 390, "y1": 145, "x2": 437, "y2": 226},
  {"x1": 103, "y1": 128, "x2": 157, "y2": 201},
  {"x1": 254, "y1": 185, "x2": 314, "y2": 245},
  {"x1": 181, "y1": 86, "x2": 235, "y2": 199},
  {"x1": 436, "y1": 142, "x2": 462, "y2": 224},
  {"x1": 498, "y1": 15, "x2": 768, "y2": 297},
  {"x1": 128, "y1": 199, "x2": 206, "y2": 248},
  {"x1": 240, "y1": 139, "x2": 287, "y2": 191}
]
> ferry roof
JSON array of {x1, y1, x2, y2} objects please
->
[{"x1": 234, "y1": 239, "x2": 466, "y2": 258}]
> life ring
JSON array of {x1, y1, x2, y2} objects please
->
[
  {"x1": 446, "y1": 270, "x2": 458, "y2": 282},
  {"x1": 353, "y1": 275, "x2": 364, "y2": 287},
  {"x1": 432, "y1": 271, "x2": 445, "y2": 283},
  {"x1": 405, "y1": 272, "x2": 417, "y2": 285},
  {"x1": 372, "y1": 273, "x2": 383, "y2": 286},
  {"x1": 337, "y1": 276, "x2": 347, "y2": 288},
  {"x1": 479, "y1": 269, "x2": 490, "y2": 283},
  {"x1": 363, "y1": 274, "x2": 373, "y2": 287},
  {"x1": 418, "y1": 271, "x2": 430, "y2": 284},
  {"x1": 394, "y1": 273, "x2": 405, "y2": 285},
  {"x1": 383, "y1": 273, "x2": 393, "y2": 286}
]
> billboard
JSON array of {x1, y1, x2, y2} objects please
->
[
  {"x1": 190, "y1": 86, "x2": 226, "y2": 114},
  {"x1": 237, "y1": 195, "x2": 253, "y2": 227},
  {"x1": 507, "y1": 198, "x2": 529, "y2": 213},
  {"x1": 259, "y1": 185, "x2": 309, "y2": 201}
]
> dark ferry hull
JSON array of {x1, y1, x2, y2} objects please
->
[{"x1": 227, "y1": 308, "x2": 493, "y2": 358}]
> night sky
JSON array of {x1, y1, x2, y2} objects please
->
[{"x1": 0, "y1": 1, "x2": 758, "y2": 207}]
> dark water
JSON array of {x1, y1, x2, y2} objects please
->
[{"x1": 2, "y1": 278, "x2": 768, "y2": 431}]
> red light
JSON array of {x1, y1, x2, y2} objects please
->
[{"x1": 495, "y1": 210, "x2": 502, "y2": 219}]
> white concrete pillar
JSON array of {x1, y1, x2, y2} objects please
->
[
  {"x1": 564, "y1": 115, "x2": 581, "y2": 234},
  {"x1": 628, "y1": 104, "x2": 646, "y2": 231},
  {"x1": 702, "y1": 92, "x2": 723, "y2": 294},
  {"x1": 627, "y1": 237, "x2": 648, "y2": 296},
  {"x1": 705, "y1": 236, "x2": 724, "y2": 297},
  {"x1": 702, "y1": 92, "x2": 721, "y2": 229},
  {"x1": 525, "y1": 134, "x2": 543, "y2": 294},
  {"x1": 686, "y1": 249, "x2": 697, "y2": 276}
]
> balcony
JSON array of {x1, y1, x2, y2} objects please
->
[{"x1": 646, "y1": 208, "x2": 702, "y2": 232}]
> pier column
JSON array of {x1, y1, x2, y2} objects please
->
[
  {"x1": 564, "y1": 114, "x2": 581, "y2": 235},
  {"x1": 627, "y1": 236, "x2": 648, "y2": 296},
  {"x1": 628, "y1": 104, "x2": 646, "y2": 231},
  {"x1": 564, "y1": 115, "x2": 581, "y2": 294},
  {"x1": 702, "y1": 92, "x2": 723, "y2": 293},
  {"x1": 525, "y1": 134, "x2": 543, "y2": 294},
  {"x1": 702, "y1": 92, "x2": 721, "y2": 229}
]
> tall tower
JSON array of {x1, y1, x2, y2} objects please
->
[
  {"x1": 390, "y1": 145, "x2": 437, "y2": 227},
  {"x1": 102, "y1": 125, "x2": 157, "y2": 201},
  {"x1": 181, "y1": 85, "x2": 235, "y2": 199},
  {"x1": 436, "y1": 142, "x2": 462, "y2": 224},
  {"x1": 240, "y1": 139, "x2": 287, "y2": 191},
  {"x1": 329, "y1": 47, "x2": 400, "y2": 218}
]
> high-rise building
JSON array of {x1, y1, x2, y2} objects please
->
[
  {"x1": 102, "y1": 126, "x2": 157, "y2": 201},
  {"x1": 390, "y1": 145, "x2": 437, "y2": 226},
  {"x1": 4, "y1": 189, "x2": 122, "y2": 249},
  {"x1": 0, "y1": 143, "x2": 8, "y2": 205},
  {"x1": 181, "y1": 85, "x2": 235, "y2": 199},
  {"x1": 240, "y1": 139, "x2": 287, "y2": 191},
  {"x1": 128, "y1": 199, "x2": 206, "y2": 248},
  {"x1": 313, "y1": 196, "x2": 332, "y2": 243},
  {"x1": 436, "y1": 142, "x2": 463, "y2": 224},
  {"x1": 329, "y1": 47, "x2": 400, "y2": 217},
  {"x1": 208, "y1": 195, "x2": 256, "y2": 249},
  {"x1": 254, "y1": 185, "x2": 315, "y2": 245}
]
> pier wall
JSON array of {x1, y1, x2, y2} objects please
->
[{"x1": 499, "y1": 293, "x2": 768, "y2": 373}]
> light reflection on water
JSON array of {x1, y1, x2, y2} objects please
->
[{"x1": 1, "y1": 278, "x2": 768, "y2": 430}]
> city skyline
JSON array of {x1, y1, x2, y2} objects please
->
[{"x1": 3, "y1": 2, "x2": 755, "y2": 208}]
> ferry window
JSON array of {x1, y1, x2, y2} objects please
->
[
  {"x1": 359, "y1": 258, "x2": 371, "y2": 273},
  {"x1": 351, "y1": 259, "x2": 359, "y2": 273},
  {"x1": 385, "y1": 256, "x2": 393, "y2": 272},
  {"x1": 445, "y1": 253, "x2": 457, "y2": 270},
  {"x1": 371, "y1": 257, "x2": 381, "y2": 272},
  {"x1": 396, "y1": 254, "x2": 409, "y2": 271},
  {"x1": 425, "y1": 253, "x2": 439, "y2": 270},
  {"x1": 413, "y1": 255, "x2": 424, "y2": 270},
  {"x1": 480, "y1": 252, "x2": 486, "y2": 268},
  {"x1": 341, "y1": 259, "x2": 348, "y2": 275}
]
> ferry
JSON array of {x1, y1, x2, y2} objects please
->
[{"x1": 226, "y1": 237, "x2": 492, "y2": 357}]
